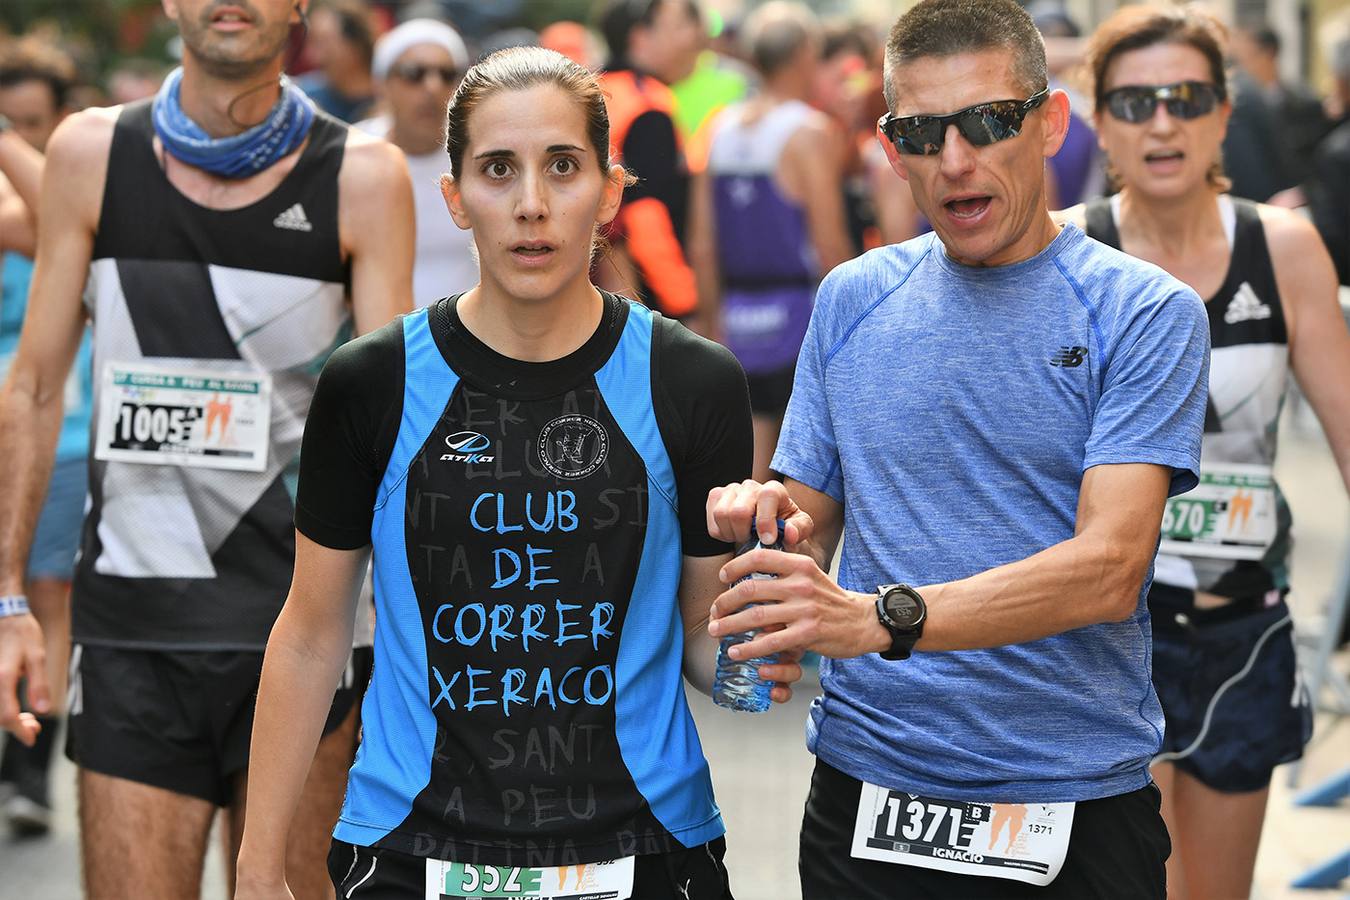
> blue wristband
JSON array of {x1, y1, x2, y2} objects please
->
[{"x1": 0, "y1": 595, "x2": 30, "y2": 618}]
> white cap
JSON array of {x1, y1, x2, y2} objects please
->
[{"x1": 372, "y1": 19, "x2": 470, "y2": 81}]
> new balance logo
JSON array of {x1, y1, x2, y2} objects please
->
[
  {"x1": 273, "y1": 203, "x2": 313, "y2": 232},
  {"x1": 1049, "y1": 346, "x2": 1088, "y2": 368},
  {"x1": 1223, "y1": 282, "x2": 1271, "y2": 325}
]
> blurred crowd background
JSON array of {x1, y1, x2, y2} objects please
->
[
  {"x1": 3, "y1": 0, "x2": 1350, "y2": 269},
  {"x1": 2, "y1": 2, "x2": 1349, "y2": 896}
]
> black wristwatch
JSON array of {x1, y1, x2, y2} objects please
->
[{"x1": 875, "y1": 584, "x2": 927, "y2": 661}]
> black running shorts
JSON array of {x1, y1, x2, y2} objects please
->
[
  {"x1": 799, "y1": 759, "x2": 1170, "y2": 899},
  {"x1": 66, "y1": 644, "x2": 373, "y2": 805},
  {"x1": 1151, "y1": 597, "x2": 1311, "y2": 793}
]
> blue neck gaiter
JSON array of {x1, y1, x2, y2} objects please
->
[{"x1": 152, "y1": 67, "x2": 317, "y2": 179}]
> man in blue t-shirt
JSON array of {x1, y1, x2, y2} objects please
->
[{"x1": 704, "y1": 1, "x2": 1209, "y2": 897}]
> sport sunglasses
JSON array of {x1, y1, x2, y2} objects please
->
[
  {"x1": 878, "y1": 88, "x2": 1049, "y2": 156},
  {"x1": 1101, "y1": 81, "x2": 1226, "y2": 124}
]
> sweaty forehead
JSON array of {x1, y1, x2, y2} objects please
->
[
  {"x1": 889, "y1": 49, "x2": 1025, "y2": 116},
  {"x1": 1102, "y1": 43, "x2": 1214, "y2": 92}
]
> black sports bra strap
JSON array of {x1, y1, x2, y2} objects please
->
[{"x1": 1083, "y1": 197, "x2": 1121, "y2": 250}]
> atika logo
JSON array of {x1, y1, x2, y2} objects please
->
[{"x1": 440, "y1": 430, "x2": 495, "y2": 464}]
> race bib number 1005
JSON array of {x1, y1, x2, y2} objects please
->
[
  {"x1": 851, "y1": 782, "x2": 1074, "y2": 887},
  {"x1": 424, "y1": 857, "x2": 634, "y2": 900},
  {"x1": 94, "y1": 363, "x2": 271, "y2": 472}
]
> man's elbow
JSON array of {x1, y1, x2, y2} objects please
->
[{"x1": 1092, "y1": 537, "x2": 1154, "y2": 623}]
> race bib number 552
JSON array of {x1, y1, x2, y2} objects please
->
[
  {"x1": 851, "y1": 782, "x2": 1074, "y2": 887},
  {"x1": 424, "y1": 857, "x2": 634, "y2": 900}
]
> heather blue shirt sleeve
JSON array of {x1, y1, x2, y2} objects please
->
[{"x1": 1075, "y1": 269, "x2": 1211, "y2": 497}]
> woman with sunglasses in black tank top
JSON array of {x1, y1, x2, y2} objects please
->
[{"x1": 1057, "y1": 7, "x2": 1350, "y2": 899}]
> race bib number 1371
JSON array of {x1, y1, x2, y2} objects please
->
[{"x1": 850, "y1": 782, "x2": 1074, "y2": 887}]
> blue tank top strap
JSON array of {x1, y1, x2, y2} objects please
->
[
  {"x1": 593, "y1": 300, "x2": 721, "y2": 847},
  {"x1": 375, "y1": 307, "x2": 459, "y2": 509}
]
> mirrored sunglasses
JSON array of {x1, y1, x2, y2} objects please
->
[
  {"x1": 1101, "y1": 81, "x2": 1225, "y2": 124},
  {"x1": 878, "y1": 88, "x2": 1050, "y2": 156}
]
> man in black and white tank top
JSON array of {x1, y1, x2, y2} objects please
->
[{"x1": 0, "y1": 1, "x2": 413, "y2": 896}]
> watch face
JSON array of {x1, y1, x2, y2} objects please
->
[{"x1": 883, "y1": 589, "x2": 923, "y2": 628}]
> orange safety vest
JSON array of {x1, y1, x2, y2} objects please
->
[{"x1": 598, "y1": 69, "x2": 698, "y2": 318}]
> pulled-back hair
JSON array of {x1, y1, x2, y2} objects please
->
[
  {"x1": 1085, "y1": 4, "x2": 1231, "y2": 190},
  {"x1": 882, "y1": 0, "x2": 1047, "y2": 111},
  {"x1": 445, "y1": 46, "x2": 613, "y2": 180}
]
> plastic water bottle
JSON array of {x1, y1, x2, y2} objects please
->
[{"x1": 712, "y1": 522, "x2": 783, "y2": 713}]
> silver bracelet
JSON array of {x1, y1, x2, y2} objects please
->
[{"x1": 0, "y1": 595, "x2": 30, "y2": 618}]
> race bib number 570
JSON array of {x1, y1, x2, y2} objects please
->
[
  {"x1": 1158, "y1": 463, "x2": 1277, "y2": 561},
  {"x1": 851, "y1": 782, "x2": 1074, "y2": 887}
]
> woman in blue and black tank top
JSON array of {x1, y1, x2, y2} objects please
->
[
  {"x1": 1062, "y1": 7, "x2": 1350, "y2": 898},
  {"x1": 235, "y1": 47, "x2": 804, "y2": 900}
]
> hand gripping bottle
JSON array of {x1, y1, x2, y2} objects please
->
[{"x1": 711, "y1": 521, "x2": 784, "y2": 713}]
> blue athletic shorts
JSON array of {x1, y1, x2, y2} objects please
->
[
  {"x1": 1150, "y1": 597, "x2": 1312, "y2": 793},
  {"x1": 27, "y1": 456, "x2": 87, "y2": 581}
]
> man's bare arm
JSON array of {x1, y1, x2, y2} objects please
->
[
  {"x1": 0, "y1": 172, "x2": 36, "y2": 258},
  {"x1": 0, "y1": 109, "x2": 112, "y2": 740},
  {"x1": 0, "y1": 129, "x2": 44, "y2": 216},
  {"x1": 709, "y1": 463, "x2": 1172, "y2": 659},
  {"x1": 909, "y1": 462, "x2": 1169, "y2": 650},
  {"x1": 339, "y1": 133, "x2": 414, "y2": 334}
]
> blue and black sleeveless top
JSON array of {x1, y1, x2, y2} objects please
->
[{"x1": 295, "y1": 291, "x2": 752, "y2": 865}]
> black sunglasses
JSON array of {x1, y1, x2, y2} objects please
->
[
  {"x1": 390, "y1": 63, "x2": 461, "y2": 86},
  {"x1": 878, "y1": 88, "x2": 1049, "y2": 156},
  {"x1": 1101, "y1": 81, "x2": 1225, "y2": 124}
]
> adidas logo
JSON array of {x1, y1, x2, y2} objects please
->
[
  {"x1": 273, "y1": 202, "x2": 312, "y2": 232},
  {"x1": 1223, "y1": 282, "x2": 1271, "y2": 325}
]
